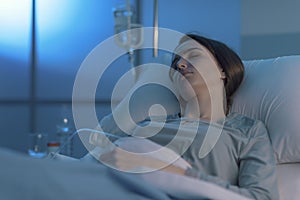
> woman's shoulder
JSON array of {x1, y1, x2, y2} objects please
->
[{"x1": 223, "y1": 112, "x2": 267, "y2": 138}]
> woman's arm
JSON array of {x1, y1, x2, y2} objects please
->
[{"x1": 99, "y1": 147, "x2": 186, "y2": 174}]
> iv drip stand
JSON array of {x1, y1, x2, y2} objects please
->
[{"x1": 153, "y1": 0, "x2": 158, "y2": 58}]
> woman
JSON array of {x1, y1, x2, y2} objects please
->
[{"x1": 99, "y1": 34, "x2": 279, "y2": 200}]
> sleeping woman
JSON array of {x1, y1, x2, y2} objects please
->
[{"x1": 97, "y1": 34, "x2": 279, "y2": 200}]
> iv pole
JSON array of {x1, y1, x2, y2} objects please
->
[
  {"x1": 125, "y1": 0, "x2": 137, "y2": 82},
  {"x1": 126, "y1": 0, "x2": 134, "y2": 68},
  {"x1": 153, "y1": 0, "x2": 158, "y2": 58},
  {"x1": 30, "y1": 0, "x2": 37, "y2": 133}
]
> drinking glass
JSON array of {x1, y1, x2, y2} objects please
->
[{"x1": 28, "y1": 133, "x2": 48, "y2": 158}]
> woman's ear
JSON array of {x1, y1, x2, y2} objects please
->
[{"x1": 220, "y1": 71, "x2": 226, "y2": 80}]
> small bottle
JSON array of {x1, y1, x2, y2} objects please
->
[
  {"x1": 47, "y1": 141, "x2": 60, "y2": 155},
  {"x1": 56, "y1": 117, "x2": 73, "y2": 156}
]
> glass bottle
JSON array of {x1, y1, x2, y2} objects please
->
[{"x1": 56, "y1": 117, "x2": 73, "y2": 156}]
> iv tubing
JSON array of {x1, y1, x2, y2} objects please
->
[{"x1": 49, "y1": 128, "x2": 121, "y2": 159}]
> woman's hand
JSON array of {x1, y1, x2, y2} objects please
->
[
  {"x1": 99, "y1": 147, "x2": 186, "y2": 175},
  {"x1": 99, "y1": 147, "x2": 153, "y2": 171}
]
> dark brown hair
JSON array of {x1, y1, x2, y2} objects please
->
[{"x1": 170, "y1": 34, "x2": 244, "y2": 115}]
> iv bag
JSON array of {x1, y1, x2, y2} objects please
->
[{"x1": 113, "y1": 4, "x2": 143, "y2": 51}]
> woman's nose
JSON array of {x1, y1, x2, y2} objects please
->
[{"x1": 177, "y1": 58, "x2": 188, "y2": 70}]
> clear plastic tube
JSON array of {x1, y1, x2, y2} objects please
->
[{"x1": 49, "y1": 128, "x2": 121, "y2": 159}]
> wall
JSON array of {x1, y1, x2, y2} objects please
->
[
  {"x1": 241, "y1": 0, "x2": 300, "y2": 60},
  {"x1": 0, "y1": 0, "x2": 134, "y2": 156},
  {"x1": 139, "y1": 0, "x2": 241, "y2": 64}
]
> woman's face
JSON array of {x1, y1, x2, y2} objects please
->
[{"x1": 170, "y1": 39, "x2": 224, "y2": 101}]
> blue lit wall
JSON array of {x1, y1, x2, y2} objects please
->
[
  {"x1": 0, "y1": 0, "x2": 31, "y2": 99},
  {"x1": 0, "y1": 0, "x2": 128, "y2": 153},
  {"x1": 0, "y1": 0, "x2": 31, "y2": 60},
  {"x1": 35, "y1": 0, "x2": 130, "y2": 100},
  {"x1": 139, "y1": 0, "x2": 241, "y2": 64}
]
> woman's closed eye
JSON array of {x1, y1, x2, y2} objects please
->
[{"x1": 186, "y1": 50, "x2": 204, "y2": 60}]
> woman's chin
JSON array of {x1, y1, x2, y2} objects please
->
[{"x1": 179, "y1": 91, "x2": 197, "y2": 102}]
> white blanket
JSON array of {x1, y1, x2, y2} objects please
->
[
  {"x1": 0, "y1": 143, "x2": 251, "y2": 200},
  {"x1": 84, "y1": 137, "x2": 252, "y2": 200}
]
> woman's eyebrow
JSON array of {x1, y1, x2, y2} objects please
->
[
  {"x1": 189, "y1": 48, "x2": 205, "y2": 53},
  {"x1": 176, "y1": 47, "x2": 205, "y2": 55}
]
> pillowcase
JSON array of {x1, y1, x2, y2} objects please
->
[
  {"x1": 277, "y1": 163, "x2": 300, "y2": 200},
  {"x1": 231, "y1": 56, "x2": 300, "y2": 163}
]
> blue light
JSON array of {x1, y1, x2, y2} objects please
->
[
  {"x1": 0, "y1": 0, "x2": 80, "y2": 61},
  {"x1": 0, "y1": 0, "x2": 31, "y2": 61},
  {"x1": 36, "y1": 0, "x2": 80, "y2": 40},
  {"x1": 35, "y1": 0, "x2": 84, "y2": 63}
]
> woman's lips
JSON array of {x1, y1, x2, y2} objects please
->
[{"x1": 180, "y1": 70, "x2": 193, "y2": 77}]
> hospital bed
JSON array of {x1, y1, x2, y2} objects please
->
[{"x1": 1, "y1": 55, "x2": 300, "y2": 200}]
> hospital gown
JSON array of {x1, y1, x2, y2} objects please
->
[{"x1": 100, "y1": 112, "x2": 279, "y2": 200}]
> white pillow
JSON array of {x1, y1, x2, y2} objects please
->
[
  {"x1": 277, "y1": 163, "x2": 300, "y2": 200},
  {"x1": 231, "y1": 56, "x2": 300, "y2": 163}
]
